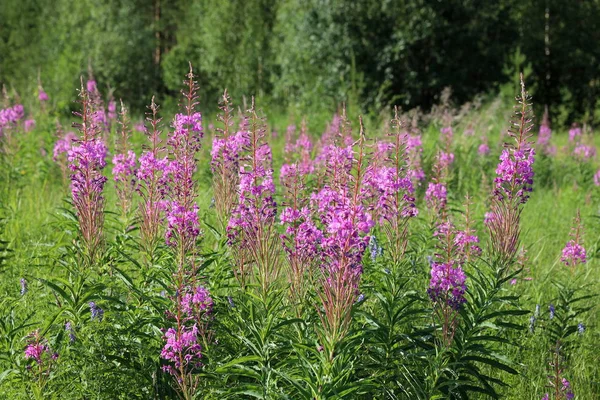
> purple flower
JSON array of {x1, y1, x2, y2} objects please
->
[
  {"x1": 89, "y1": 301, "x2": 104, "y2": 322},
  {"x1": 578, "y1": 322, "x2": 585, "y2": 335},
  {"x1": 573, "y1": 143, "x2": 596, "y2": 161},
  {"x1": 425, "y1": 182, "x2": 447, "y2": 211},
  {"x1": 428, "y1": 262, "x2": 467, "y2": 310},
  {"x1": 478, "y1": 143, "x2": 490, "y2": 156},
  {"x1": 53, "y1": 131, "x2": 77, "y2": 162},
  {"x1": 161, "y1": 325, "x2": 203, "y2": 374},
  {"x1": 561, "y1": 240, "x2": 586, "y2": 266},
  {"x1": 24, "y1": 119, "x2": 35, "y2": 132},
  {"x1": 87, "y1": 80, "x2": 97, "y2": 93},
  {"x1": 439, "y1": 151, "x2": 455, "y2": 168},
  {"x1": 107, "y1": 100, "x2": 117, "y2": 120},
  {"x1": 549, "y1": 304, "x2": 555, "y2": 320},
  {"x1": 20, "y1": 278, "x2": 27, "y2": 296},
  {"x1": 568, "y1": 126, "x2": 581, "y2": 142},
  {"x1": 163, "y1": 111, "x2": 204, "y2": 253},
  {"x1": 112, "y1": 150, "x2": 137, "y2": 183},
  {"x1": 24, "y1": 343, "x2": 47, "y2": 364},
  {"x1": 180, "y1": 286, "x2": 213, "y2": 317},
  {"x1": 65, "y1": 322, "x2": 76, "y2": 343},
  {"x1": 494, "y1": 147, "x2": 535, "y2": 204},
  {"x1": 38, "y1": 90, "x2": 49, "y2": 102}
]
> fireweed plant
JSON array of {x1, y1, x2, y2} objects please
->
[
  {"x1": 69, "y1": 79, "x2": 108, "y2": 265},
  {"x1": 159, "y1": 64, "x2": 212, "y2": 400},
  {"x1": 112, "y1": 100, "x2": 137, "y2": 222},
  {"x1": 227, "y1": 98, "x2": 281, "y2": 294},
  {"x1": 137, "y1": 96, "x2": 168, "y2": 261}
]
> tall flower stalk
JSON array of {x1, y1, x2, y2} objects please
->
[
  {"x1": 137, "y1": 97, "x2": 168, "y2": 261},
  {"x1": 69, "y1": 79, "x2": 108, "y2": 264},
  {"x1": 487, "y1": 74, "x2": 535, "y2": 265},
  {"x1": 24, "y1": 330, "x2": 58, "y2": 400},
  {"x1": 211, "y1": 90, "x2": 245, "y2": 226},
  {"x1": 313, "y1": 116, "x2": 373, "y2": 359},
  {"x1": 280, "y1": 162, "x2": 323, "y2": 310},
  {"x1": 160, "y1": 65, "x2": 207, "y2": 400},
  {"x1": 112, "y1": 100, "x2": 137, "y2": 221},
  {"x1": 427, "y1": 219, "x2": 468, "y2": 346},
  {"x1": 227, "y1": 99, "x2": 280, "y2": 294},
  {"x1": 561, "y1": 210, "x2": 586, "y2": 269},
  {"x1": 364, "y1": 107, "x2": 417, "y2": 264}
]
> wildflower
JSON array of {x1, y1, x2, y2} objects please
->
[
  {"x1": 549, "y1": 304, "x2": 555, "y2": 320},
  {"x1": 594, "y1": 170, "x2": 600, "y2": 186},
  {"x1": 161, "y1": 325, "x2": 203, "y2": 375},
  {"x1": 89, "y1": 301, "x2": 104, "y2": 322},
  {"x1": 113, "y1": 151, "x2": 136, "y2": 183},
  {"x1": 227, "y1": 100, "x2": 280, "y2": 290},
  {"x1": 112, "y1": 102, "x2": 137, "y2": 217},
  {"x1": 368, "y1": 235, "x2": 383, "y2": 261},
  {"x1": 494, "y1": 147, "x2": 535, "y2": 203},
  {"x1": 529, "y1": 315, "x2": 536, "y2": 333},
  {"x1": 425, "y1": 182, "x2": 447, "y2": 211},
  {"x1": 107, "y1": 100, "x2": 117, "y2": 120},
  {"x1": 25, "y1": 343, "x2": 47, "y2": 364},
  {"x1": 227, "y1": 296, "x2": 235, "y2": 308},
  {"x1": 65, "y1": 322, "x2": 76, "y2": 343},
  {"x1": 568, "y1": 125, "x2": 581, "y2": 142},
  {"x1": 163, "y1": 74, "x2": 204, "y2": 257},
  {"x1": 561, "y1": 210, "x2": 586, "y2": 267},
  {"x1": 38, "y1": 90, "x2": 49, "y2": 102},
  {"x1": 180, "y1": 285, "x2": 213, "y2": 318},
  {"x1": 439, "y1": 151, "x2": 454, "y2": 168},
  {"x1": 573, "y1": 143, "x2": 596, "y2": 161},
  {"x1": 561, "y1": 241, "x2": 586, "y2": 267},
  {"x1": 483, "y1": 212, "x2": 496, "y2": 225},
  {"x1": 20, "y1": 278, "x2": 27, "y2": 296},
  {"x1": 137, "y1": 98, "x2": 168, "y2": 258},
  {"x1": 24, "y1": 330, "x2": 56, "y2": 366},
  {"x1": 69, "y1": 81, "x2": 108, "y2": 262},
  {"x1": 577, "y1": 323, "x2": 585, "y2": 335},
  {"x1": 488, "y1": 75, "x2": 535, "y2": 263},
  {"x1": 86, "y1": 80, "x2": 97, "y2": 93},
  {"x1": 428, "y1": 262, "x2": 467, "y2": 310},
  {"x1": 24, "y1": 119, "x2": 35, "y2": 132},
  {"x1": 211, "y1": 91, "x2": 248, "y2": 224},
  {"x1": 478, "y1": 142, "x2": 490, "y2": 156}
]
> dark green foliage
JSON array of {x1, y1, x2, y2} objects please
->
[{"x1": 2, "y1": 0, "x2": 600, "y2": 122}]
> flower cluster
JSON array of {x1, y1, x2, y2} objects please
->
[
  {"x1": 478, "y1": 142, "x2": 490, "y2": 156},
  {"x1": 161, "y1": 285, "x2": 212, "y2": 377},
  {"x1": 280, "y1": 163, "x2": 323, "y2": 300},
  {"x1": 568, "y1": 125, "x2": 581, "y2": 142},
  {"x1": 0, "y1": 103, "x2": 24, "y2": 127},
  {"x1": 89, "y1": 301, "x2": 104, "y2": 322},
  {"x1": 113, "y1": 151, "x2": 137, "y2": 183},
  {"x1": 425, "y1": 182, "x2": 447, "y2": 211},
  {"x1": 211, "y1": 91, "x2": 249, "y2": 223},
  {"x1": 494, "y1": 147, "x2": 535, "y2": 203},
  {"x1": 537, "y1": 109, "x2": 556, "y2": 155},
  {"x1": 38, "y1": 89, "x2": 49, "y2": 102},
  {"x1": 428, "y1": 261, "x2": 467, "y2": 310},
  {"x1": 161, "y1": 325, "x2": 203, "y2": 375},
  {"x1": 561, "y1": 210, "x2": 586, "y2": 267},
  {"x1": 164, "y1": 110, "x2": 203, "y2": 253},
  {"x1": 24, "y1": 330, "x2": 57, "y2": 365},
  {"x1": 573, "y1": 143, "x2": 596, "y2": 161},
  {"x1": 405, "y1": 133, "x2": 425, "y2": 182},
  {"x1": 20, "y1": 278, "x2": 27, "y2": 296},
  {"x1": 136, "y1": 98, "x2": 168, "y2": 257}
]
